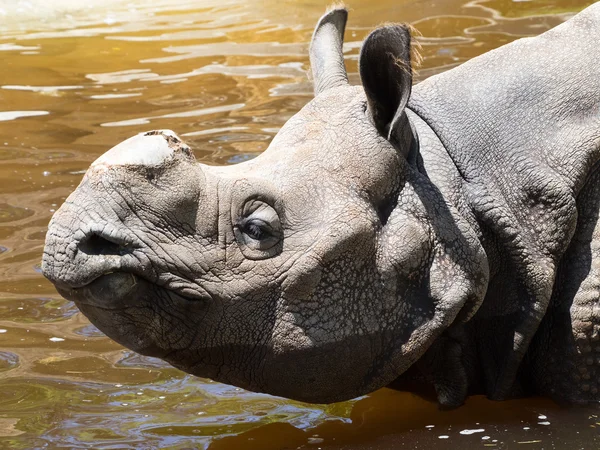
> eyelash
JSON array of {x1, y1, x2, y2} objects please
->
[{"x1": 244, "y1": 221, "x2": 267, "y2": 240}]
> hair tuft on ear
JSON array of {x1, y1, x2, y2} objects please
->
[
  {"x1": 405, "y1": 23, "x2": 423, "y2": 76},
  {"x1": 326, "y1": 1, "x2": 347, "y2": 13}
]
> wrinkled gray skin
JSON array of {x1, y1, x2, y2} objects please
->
[{"x1": 43, "y1": 4, "x2": 600, "y2": 407}]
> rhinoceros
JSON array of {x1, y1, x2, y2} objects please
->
[{"x1": 42, "y1": 3, "x2": 600, "y2": 407}]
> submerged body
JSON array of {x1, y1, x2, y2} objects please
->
[{"x1": 42, "y1": 4, "x2": 600, "y2": 406}]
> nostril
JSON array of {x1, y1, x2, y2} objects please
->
[{"x1": 79, "y1": 233, "x2": 128, "y2": 256}]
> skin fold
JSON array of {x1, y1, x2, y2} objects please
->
[{"x1": 43, "y1": 4, "x2": 600, "y2": 406}]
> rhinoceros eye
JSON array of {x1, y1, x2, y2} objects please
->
[
  {"x1": 234, "y1": 200, "x2": 282, "y2": 258},
  {"x1": 243, "y1": 220, "x2": 269, "y2": 241}
]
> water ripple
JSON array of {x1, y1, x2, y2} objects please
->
[
  {"x1": 0, "y1": 0, "x2": 596, "y2": 448},
  {"x1": 0, "y1": 110, "x2": 49, "y2": 121}
]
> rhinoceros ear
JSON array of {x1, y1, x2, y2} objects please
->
[
  {"x1": 310, "y1": 7, "x2": 349, "y2": 95},
  {"x1": 360, "y1": 25, "x2": 413, "y2": 155}
]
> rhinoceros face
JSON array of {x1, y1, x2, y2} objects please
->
[{"x1": 42, "y1": 8, "x2": 488, "y2": 404}]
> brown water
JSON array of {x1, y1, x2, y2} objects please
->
[{"x1": 1, "y1": 0, "x2": 599, "y2": 448}]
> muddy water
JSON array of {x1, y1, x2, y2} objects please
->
[{"x1": 1, "y1": 0, "x2": 599, "y2": 448}]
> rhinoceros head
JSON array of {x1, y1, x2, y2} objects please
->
[{"x1": 42, "y1": 8, "x2": 488, "y2": 403}]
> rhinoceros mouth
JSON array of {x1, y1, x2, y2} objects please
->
[
  {"x1": 56, "y1": 271, "x2": 201, "y2": 359},
  {"x1": 57, "y1": 271, "x2": 209, "y2": 311}
]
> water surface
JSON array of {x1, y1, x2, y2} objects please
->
[{"x1": 1, "y1": 0, "x2": 599, "y2": 448}]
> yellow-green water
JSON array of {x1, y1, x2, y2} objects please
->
[{"x1": 1, "y1": 0, "x2": 599, "y2": 448}]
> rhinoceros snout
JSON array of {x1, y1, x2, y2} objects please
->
[
  {"x1": 42, "y1": 221, "x2": 136, "y2": 290},
  {"x1": 42, "y1": 128, "x2": 205, "y2": 300}
]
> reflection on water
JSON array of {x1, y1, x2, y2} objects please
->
[{"x1": 0, "y1": 0, "x2": 598, "y2": 448}]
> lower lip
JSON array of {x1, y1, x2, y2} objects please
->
[
  {"x1": 57, "y1": 272, "x2": 205, "y2": 309},
  {"x1": 57, "y1": 272, "x2": 140, "y2": 309}
]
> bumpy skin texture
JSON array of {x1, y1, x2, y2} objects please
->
[
  {"x1": 408, "y1": 5, "x2": 600, "y2": 403},
  {"x1": 43, "y1": 4, "x2": 600, "y2": 406}
]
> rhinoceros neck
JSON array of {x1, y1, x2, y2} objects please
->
[
  {"x1": 405, "y1": 108, "x2": 481, "y2": 237},
  {"x1": 409, "y1": 1, "x2": 600, "y2": 197},
  {"x1": 406, "y1": 4, "x2": 600, "y2": 399}
]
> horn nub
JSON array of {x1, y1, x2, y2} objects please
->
[{"x1": 309, "y1": 7, "x2": 349, "y2": 96}]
